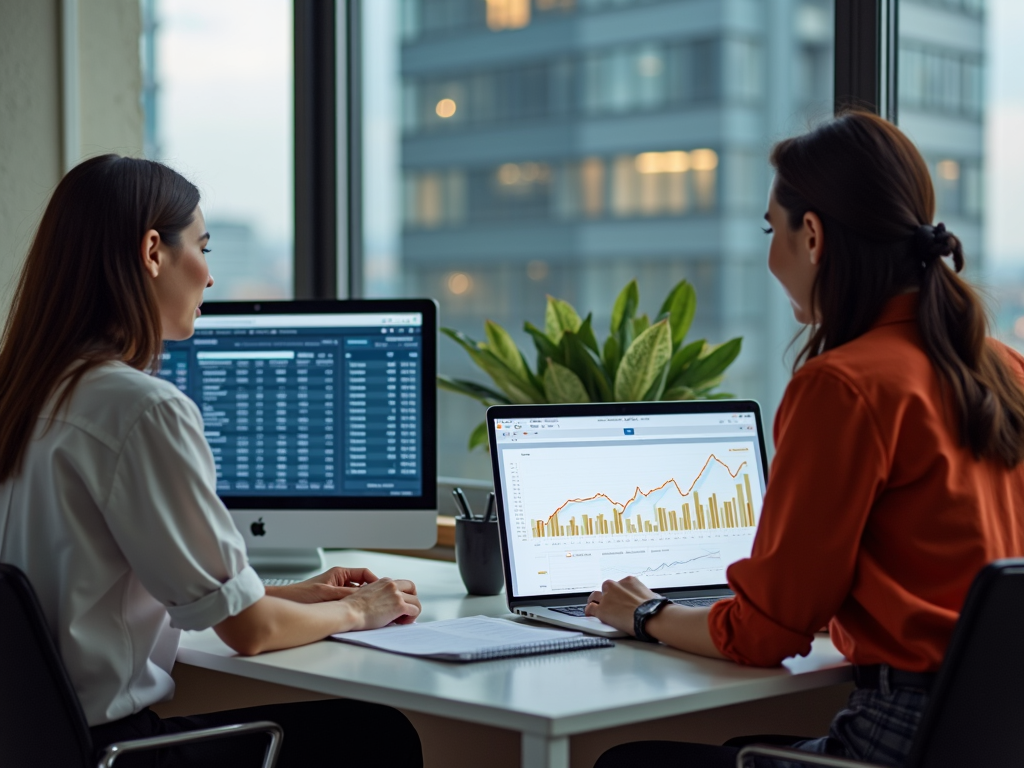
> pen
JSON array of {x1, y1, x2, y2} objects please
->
[
  {"x1": 452, "y1": 487, "x2": 474, "y2": 520},
  {"x1": 483, "y1": 492, "x2": 495, "y2": 523}
]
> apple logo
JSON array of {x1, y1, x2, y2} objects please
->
[{"x1": 250, "y1": 518, "x2": 266, "y2": 537}]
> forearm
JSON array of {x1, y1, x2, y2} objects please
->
[
  {"x1": 644, "y1": 605, "x2": 726, "y2": 659},
  {"x1": 215, "y1": 595, "x2": 359, "y2": 656}
]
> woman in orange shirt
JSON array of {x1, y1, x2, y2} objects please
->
[{"x1": 589, "y1": 111, "x2": 1024, "y2": 767}]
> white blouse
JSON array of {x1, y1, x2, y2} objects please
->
[{"x1": 0, "y1": 361, "x2": 264, "y2": 726}]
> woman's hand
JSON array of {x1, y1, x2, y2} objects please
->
[
  {"x1": 215, "y1": 574, "x2": 420, "y2": 654},
  {"x1": 584, "y1": 575, "x2": 658, "y2": 636},
  {"x1": 342, "y1": 577, "x2": 421, "y2": 631},
  {"x1": 586, "y1": 575, "x2": 726, "y2": 658},
  {"x1": 265, "y1": 566, "x2": 378, "y2": 604}
]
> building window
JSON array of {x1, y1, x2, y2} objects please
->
[
  {"x1": 929, "y1": 157, "x2": 983, "y2": 220},
  {"x1": 404, "y1": 170, "x2": 468, "y2": 228},
  {"x1": 402, "y1": 38, "x2": 728, "y2": 135},
  {"x1": 403, "y1": 149, "x2": 719, "y2": 228},
  {"x1": 724, "y1": 39, "x2": 763, "y2": 103},
  {"x1": 899, "y1": 45, "x2": 984, "y2": 118},
  {"x1": 905, "y1": 0, "x2": 983, "y2": 15},
  {"x1": 402, "y1": 0, "x2": 654, "y2": 42}
]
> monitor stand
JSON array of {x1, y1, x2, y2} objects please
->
[{"x1": 248, "y1": 547, "x2": 325, "y2": 576}]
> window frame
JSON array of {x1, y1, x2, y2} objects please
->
[
  {"x1": 293, "y1": 0, "x2": 341, "y2": 299},
  {"x1": 834, "y1": 0, "x2": 899, "y2": 120}
]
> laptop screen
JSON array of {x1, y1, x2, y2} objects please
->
[{"x1": 491, "y1": 408, "x2": 767, "y2": 599}]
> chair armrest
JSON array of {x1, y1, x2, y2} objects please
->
[
  {"x1": 97, "y1": 720, "x2": 283, "y2": 768},
  {"x1": 737, "y1": 744, "x2": 887, "y2": 768}
]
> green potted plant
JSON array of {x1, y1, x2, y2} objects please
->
[{"x1": 439, "y1": 279, "x2": 743, "y2": 450}]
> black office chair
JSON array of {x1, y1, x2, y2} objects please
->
[
  {"x1": 0, "y1": 563, "x2": 283, "y2": 767},
  {"x1": 737, "y1": 558, "x2": 1024, "y2": 768}
]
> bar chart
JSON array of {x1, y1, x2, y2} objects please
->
[
  {"x1": 501, "y1": 437, "x2": 765, "y2": 594},
  {"x1": 529, "y1": 455, "x2": 758, "y2": 540}
]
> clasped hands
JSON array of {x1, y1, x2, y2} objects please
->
[{"x1": 267, "y1": 567, "x2": 421, "y2": 629}]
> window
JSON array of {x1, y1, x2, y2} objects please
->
[
  {"x1": 403, "y1": 148, "x2": 720, "y2": 231},
  {"x1": 364, "y1": 0, "x2": 835, "y2": 480},
  {"x1": 401, "y1": 38, "x2": 724, "y2": 136},
  {"x1": 899, "y1": 46, "x2": 983, "y2": 117},
  {"x1": 897, "y1": 1, "x2": 1024, "y2": 356},
  {"x1": 897, "y1": 2, "x2": 984, "y2": 289},
  {"x1": 904, "y1": 0, "x2": 1024, "y2": 353},
  {"x1": 141, "y1": 0, "x2": 293, "y2": 301}
]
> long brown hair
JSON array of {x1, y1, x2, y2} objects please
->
[
  {"x1": 771, "y1": 110, "x2": 1024, "y2": 467},
  {"x1": 0, "y1": 154, "x2": 200, "y2": 482}
]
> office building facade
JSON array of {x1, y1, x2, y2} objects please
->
[
  {"x1": 395, "y1": 0, "x2": 832, "y2": 478},
  {"x1": 387, "y1": 0, "x2": 984, "y2": 479}
]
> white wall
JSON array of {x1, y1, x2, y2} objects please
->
[{"x1": 0, "y1": 0, "x2": 143, "y2": 322}]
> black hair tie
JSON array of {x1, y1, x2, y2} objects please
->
[{"x1": 913, "y1": 222, "x2": 948, "y2": 265}]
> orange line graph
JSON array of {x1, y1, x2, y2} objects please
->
[{"x1": 543, "y1": 454, "x2": 748, "y2": 523}]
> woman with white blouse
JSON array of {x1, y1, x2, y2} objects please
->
[{"x1": 0, "y1": 155, "x2": 423, "y2": 767}]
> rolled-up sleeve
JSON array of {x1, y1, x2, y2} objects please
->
[
  {"x1": 102, "y1": 394, "x2": 264, "y2": 631},
  {"x1": 708, "y1": 367, "x2": 889, "y2": 666}
]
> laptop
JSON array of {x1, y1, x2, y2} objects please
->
[{"x1": 487, "y1": 401, "x2": 768, "y2": 638}]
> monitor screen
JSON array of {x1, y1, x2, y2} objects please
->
[
  {"x1": 159, "y1": 300, "x2": 436, "y2": 510},
  {"x1": 490, "y1": 407, "x2": 767, "y2": 598}
]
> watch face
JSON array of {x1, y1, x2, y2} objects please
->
[
  {"x1": 639, "y1": 598, "x2": 668, "y2": 617},
  {"x1": 635, "y1": 598, "x2": 671, "y2": 642}
]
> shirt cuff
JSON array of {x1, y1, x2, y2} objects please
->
[
  {"x1": 167, "y1": 566, "x2": 265, "y2": 631},
  {"x1": 708, "y1": 595, "x2": 814, "y2": 667}
]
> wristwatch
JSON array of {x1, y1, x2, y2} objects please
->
[{"x1": 633, "y1": 597, "x2": 672, "y2": 642}]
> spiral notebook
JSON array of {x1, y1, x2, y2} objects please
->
[{"x1": 330, "y1": 616, "x2": 613, "y2": 662}]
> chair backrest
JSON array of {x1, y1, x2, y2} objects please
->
[
  {"x1": 906, "y1": 558, "x2": 1024, "y2": 768},
  {"x1": 0, "y1": 563, "x2": 93, "y2": 768}
]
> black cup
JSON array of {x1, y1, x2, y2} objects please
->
[{"x1": 455, "y1": 518, "x2": 505, "y2": 596}]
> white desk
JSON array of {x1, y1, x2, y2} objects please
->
[{"x1": 176, "y1": 551, "x2": 851, "y2": 768}]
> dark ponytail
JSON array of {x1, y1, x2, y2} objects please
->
[{"x1": 772, "y1": 111, "x2": 1024, "y2": 467}]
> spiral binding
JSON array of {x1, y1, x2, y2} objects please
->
[{"x1": 453, "y1": 635, "x2": 613, "y2": 662}]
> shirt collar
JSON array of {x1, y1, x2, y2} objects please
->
[{"x1": 873, "y1": 292, "x2": 918, "y2": 328}]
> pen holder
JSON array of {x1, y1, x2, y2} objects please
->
[{"x1": 455, "y1": 518, "x2": 504, "y2": 596}]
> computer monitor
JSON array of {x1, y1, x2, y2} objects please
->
[{"x1": 159, "y1": 299, "x2": 438, "y2": 572}]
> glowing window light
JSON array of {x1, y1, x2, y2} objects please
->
[
  {"x1": 447, "y1": 272, "x2": 472, "y2": 295},
  {"x1": 937, "y1": 159, "x2": 960, "y2": 181},
  {"x1": 498, "y1": 163, "x2": 521, "y2": 185},
  {"x1": 663, "y1": 151, "x2": 690, "y2": 173},
  {"x1": 635, "y1": 152, "x2": 665, "y2": 174},
  {"x1": 487, "y1": 0, "x2": 531, "y2": 31},
  {"x1": 435, "y1": 99, "x2": 457, "y2": 118},
  {"x1": 690, "y1": 149, "x2": 719, "y2": 171},
  {"x1": 636, "y1": 151, "x2": 690, "y2": 174}
]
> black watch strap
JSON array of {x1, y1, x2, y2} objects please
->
[{"x1": 633, "y1": 597, "x2": 672, "y2": 642}]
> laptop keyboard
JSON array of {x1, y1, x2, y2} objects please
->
[{"x1": 550, "y1": 596, "x2": 726, "y2": 617}]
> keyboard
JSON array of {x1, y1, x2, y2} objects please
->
[
  {"x1": 550, "y1": 596, "x2": 726, "y2": 618},
  {"x1": 261, "y1": 577, "x2": 301, "y2": 587}
]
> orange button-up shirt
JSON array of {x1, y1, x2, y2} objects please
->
[{"x1": 709, "y1": 294, "x2": 1024, "y2": 669}]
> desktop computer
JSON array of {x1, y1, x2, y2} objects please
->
[{"x1": 159, "y1": 299, "x2": 438, "y2": 573}]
